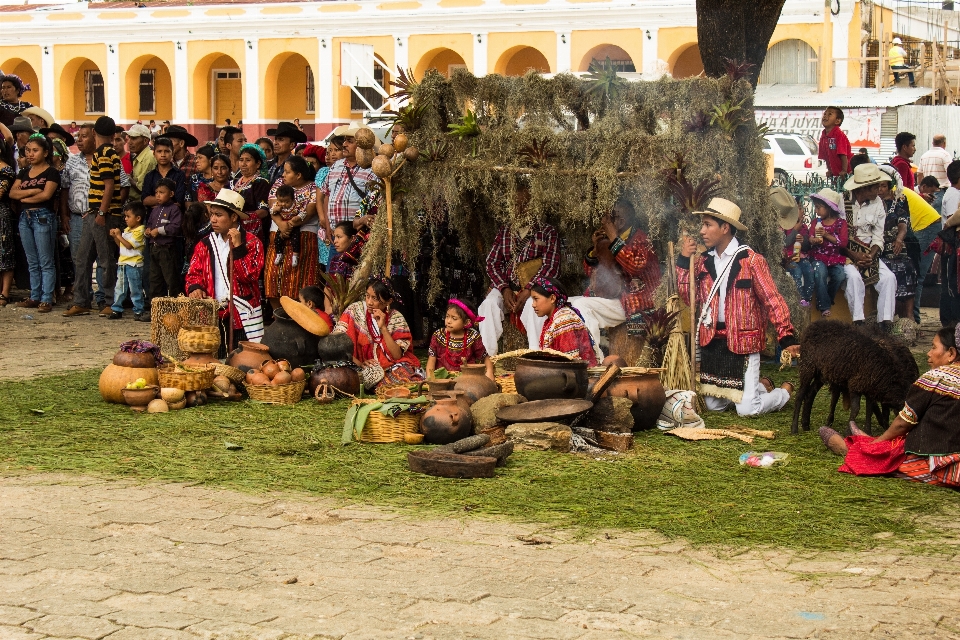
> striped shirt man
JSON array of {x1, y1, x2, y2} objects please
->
[{"x1": 88, "y1": 144, "x2": 123, "y2": 217}]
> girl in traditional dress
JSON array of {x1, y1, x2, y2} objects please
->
[
  {"x1": 426, "y1": 299, "x2": 492, "y2": 380},
  {"x1": 333, "y1": 276, "x2": 424, "y2": 390},
  {"x1": 529, "y1": 277, "x2": 598, "y2": 366},
  {"x1": 820, "y1": 325, "x2": 960, "y2": 488}
]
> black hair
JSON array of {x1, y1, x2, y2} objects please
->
[
  {"x1": 328, "y1": 136, "x2": 345, "y2": 149},
  {"x1": 367, "y1": 278, "x2": 394, "y2": 303},
  {"x1": 228, "y1": 130, "x2": 245, "y2": 145},
  {"x1": 275, "y1": 184, "x2": 295, "y2": 200},
  {"x1": 703, "y1": 214, "x2": 737, "y2": 236},
  {"x1": 153, "y1": 136, "x2": 173, "y2": 151},
  {"x1": 895, "y1": 131, "x2": 916, "y2": 152},
  {"x1": 196, "y1": 144, "x2": 216, "y2": 160},
  {"x1": 919, "y1": 175, "x2": 941, "y2": 189},
  {"x1": 156, "y1": 177, "x2": 177, "y2": 193},
  {"x1": 446, "y1": 298, "x2": 478, "y2": 322},
  {"x1": 284, "y1": 154, "x2": 316, "y2": 182},
  {"x1": 299, "y1": 285, "x2": 325, "y2": 308},
  {"x1": 182, "y1": 202, "x2": 208, "y2": 244},
  {"x1": 825, "y1": 106, "x2": 844, "y2": 123},
  {"x1": 334, "y1": 220, "x2": 357, "y2": 237},
  {"x1": 255, "y1": 137, "x2": 274, "y2": 151},
  {"x1": 238, "y1": 145, "x2": 263, "y2": 167},
  {"x1": 123, "y1": 200, "x2": 146, "y2": 221},
  {"x1": 614, "y1": 196, "x2": 637, "y2": 221},
  {"x1": 948, "y1": 161, "x2": 960, "y2": 187},
  {"x1": 530, "y1": 277, "x2": 568, "y2": 300},
  {"x1": 25, "y1": 135, "x2": 52, "y2": 162},
  {"x1": 849, "y1": 154, "x2": 871, "y2": 171},
  {"x1": 0, "y1": 138, "x2": 14, "y2": 168},
  {"x1": 936, "y1": 325, "x2": 957, "y2": 353},
  {"x1": 212, "y1": 154, "x2": 232, "y2": 170}
]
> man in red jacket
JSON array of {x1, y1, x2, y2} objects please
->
[{"x1": 679, "y1": 198, "x2": 800, "y2": 416}]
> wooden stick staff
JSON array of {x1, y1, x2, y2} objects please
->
[
  {"x1": 689, "y1": 242, "x2": 699, "y2": 390},
  {"x1": 227, "y1": 224, "x2": 236, "y2": 352},
  {"x1": 384, "y1": 175, "x2": 394, "y2": 275}
]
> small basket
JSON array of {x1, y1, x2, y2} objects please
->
[
  {"x1": 352, "y1": 398, "x2": 420, "y2": 443},
  {"x1": 178, "y1": 325, "x2": 221, "y2": 355},
  {"x1": 158, "y1": 363, "x2": 216, "y2": 391},
  {"x1": 496, "y1": 374, "x2": 516, "y2": 395},
  {"x1": 214, "y1": 363, "x2": 246, "y2": 385},
  {"x1": 246, "y1": 380, "x2": 306, "y2": 405}
]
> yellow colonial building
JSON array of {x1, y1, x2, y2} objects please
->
[{"x1": 0, "y1": 0, "x2": 908, "y2": 141}]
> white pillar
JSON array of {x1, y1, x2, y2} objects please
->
[
  {"x1": 394, "y1": 34, "x2": 409, "y2": 75},
  {"x1": 174, "y1": 40, "x2": 189, "y2": 124},
  {"x1": 833, "y1": 12, "x2": 851, "y2": 87},
  {"x1": 318, "y1": 36, "x2": 335, "y2": 126},
  {"x1": 473, "y1": 33, "x2": 488, "y2": 76},
  {"x1": 556, "y1": 31, "x2": 571, "y2": 73},
  {"x1": 40, "y1": 45, "x2": 55, "y2": 119},
  {"x1": 243, "y1": 37, "x2": 260, "y2": 124},
  {"x1": 106, "y1": 42, "x2": 120, "y2": 118},
  {"x1": 642, "y1": 27, "x2": 659, "y2": 75}
]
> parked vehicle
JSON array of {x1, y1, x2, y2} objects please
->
[{"x1": 764, "y1": 132, "x2": 826, "y2": 183}]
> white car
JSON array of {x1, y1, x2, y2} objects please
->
[{"x1": 763, "y1": 132, "x2": 827, "y2": 183}]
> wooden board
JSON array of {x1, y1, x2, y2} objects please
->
[{"x1": 407, "y1": 451, "x2": 497, "y2": 478}]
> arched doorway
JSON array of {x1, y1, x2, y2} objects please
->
[
  {"x1": 193, "y1": 53, "x2": 242, "y2": 126},
  {"x1": 264, "y1": 52, "x2": 314, "y2": 122},
  {"x1": 414, "y1": 47, "x2": 468, "y2": 79},
  {"x1": 671, "y1": 44, "x2": 704, "y2": 79},
  {"x1": 759, "y1": 39, "x2": 818, "y2": 84},
  {"x1": 59, "y1": 57, "x2": 104, "y2": 122},
  {"x1": 124, "y1": 55, "x2": 173, "y2": 121},
  {"x1": 578, "y1": 44, "x2": 636, "y2": 73},
  {"x1": 496, "y1": 46, "x2": 550, "y2": 76},
  {"x1": 0, "y1": 58, "x2": 40, "y2": 108}
]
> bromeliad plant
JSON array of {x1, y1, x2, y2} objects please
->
[
  {"x1": 518, "y1": 137, "x2": 557, "y2": 168},
  {"x1": 320, "y1": 272, "x2": 365, "y2": 319},
  {"x1": 448, "y1": 109, "x2": 482, "y2": 157},
  {"x1": 709, "y1": 98, "x2": 748, "y2": 137},
  {"x1": 637, "y1": 307, "x2": 681, "y2": 367},
  {"x1": 585, "y1": 56, "x2": 627, "y2": 114},
  {"x1": 663, "y1": 154, "x2": 721, "y2": 214}
]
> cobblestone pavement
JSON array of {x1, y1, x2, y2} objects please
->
[{"x1": 1, "y1": 475, "x2": 959, "y2": 639}]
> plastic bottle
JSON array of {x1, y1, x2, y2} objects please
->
[{"x1": 793, "y1": 238, "x2": 802, "y2": 262}]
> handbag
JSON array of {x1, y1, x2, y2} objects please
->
[
  {"x1": 514, "y1": 258, "x2": 543, "y2": 289},
  {"x1": 847, "y1": 237, "x2": 880, "y2": 285}
]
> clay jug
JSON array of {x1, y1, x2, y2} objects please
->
[
  {"x1": 605, "y1": 371, "x2": 667, "y2": 431},
  {"x1": 227, "y1": 341, "x2": 272, "y2": 371},
  {"x1": 261, "y1": 308, "x2": 320, "y2": 369},
  {"x1": 421, "y1": 397, "x2": 473, "y2": 444},
  {"x1": 453, "y1": 364, "x2": 498, "y2": 405}
]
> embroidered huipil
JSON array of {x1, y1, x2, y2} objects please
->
[
  {"x1": 428, "y1": 328, "x2": 487, "y2": 372},
  {"x1": 539, "y1": 306, "x2": 598, "y2": 366}
]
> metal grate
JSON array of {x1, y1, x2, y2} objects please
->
[
  {"x1": 139, "y1": 69, "x2": 155, "y2": 114},
  {"x1": 306, "y1": 65, "x2": 315, "y2": 113},
  {"x1": 84, "y1": 70, "x2": 105, "y2": 114}
]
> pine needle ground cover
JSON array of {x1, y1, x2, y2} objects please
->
[{"x1": 4, "y1": 367, "x2": 959, "y2": 551}]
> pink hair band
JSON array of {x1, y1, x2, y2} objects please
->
[{"x1": 449, "y1": 299, "x2": 484, "y2": 327}]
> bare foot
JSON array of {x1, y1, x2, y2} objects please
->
[{"x1": 819, "y1": 426, "x2": 848, "y2": 456}]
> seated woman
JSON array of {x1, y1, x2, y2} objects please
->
[
  {"x1": 530, "y1": 277, "x2": 598, "y2": 366},
  {"x1": 820, "y1": 324, "x2": 960, "y2": 488},
  {"x1": 333, "y1": 276, "x2": 423, "y2": 390},
  {"x1": 185, "y1": 189, "x2": 265, "y2": 353},
  {"x1": 426, "y1": 298, "x2": 493, "y2": 380}
]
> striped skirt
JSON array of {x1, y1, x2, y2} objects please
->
[{"x1": 264, "y1": 231, "x2": 319, "y2": 300}]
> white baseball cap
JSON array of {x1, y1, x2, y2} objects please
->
[{"x1": 127, "y1": 124, "x2": 151, "y2": 139}]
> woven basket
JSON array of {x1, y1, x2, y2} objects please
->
[
  {"x1": 246, "y1": 380, "x2": 306, "y2": 405},
  {"x1": 352, "y1": 399, "x2": 420, "y2": 443},
  {"x1": 178, "y1": 325, "x2": 221, "y2": 355},
  {"x1": 158, "y1": 363, "x2": 216, "y2": 391},
  {"x1": 496, "y1": 374, "x2": 516, "y2": 395},
  {"x1": 214, "y1": 363, "x2": 246, "y2": 385},
  {"x1": 151, "y1": 297, "x2": 220, "y2": 361}
]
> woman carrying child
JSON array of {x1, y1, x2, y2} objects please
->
[
  {"x1": 808, "y1": 188, "x2": 848, "y2": 316},
  {"x1": 529, "y1": 276, "x2": 598, "y2": 366},
  {"x1": 426, "y1": 299, "x2": 493, "y2": 380},
  {"x1": 333, "y1": 276, "x2": 423, "y2": 390}
]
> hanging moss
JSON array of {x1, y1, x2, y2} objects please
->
[{"x1": 371, "y1": 68, "x2": 798, "y2": 320}]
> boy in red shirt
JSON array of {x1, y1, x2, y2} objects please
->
[
  {"x1": 890, "y1": 131, "x2": 916, "y2": 191},
  {"x1": 818, "y1": 106, "x2": 851, "y2": 180}
]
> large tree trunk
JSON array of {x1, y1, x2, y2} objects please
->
[{"x1": 696, "y1": 0, "x2": 787, "y2": 87}]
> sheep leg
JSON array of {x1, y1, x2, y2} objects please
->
[
  {"x1": 863, "y1": 397, "x2": 875, "y2": 436},
  {"x1": 801, "y1": 380, "x2": 823, "y2": 432},
  {"x1": 791, "y1": 384, "x2": 804, "y2": 435},
  {"x1": 826, "y1": 386, "x2": 842, "y2": 427},
  {"x1": 847, "y1": 393, "x2": 862, "y2": 436}
]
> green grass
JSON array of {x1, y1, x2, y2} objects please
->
[{"x1": 2, "y1": 366, "x2": 959, "y2": 550}]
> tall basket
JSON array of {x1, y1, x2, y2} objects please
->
[{"x1": 151, "y1": 297, "x2": 220, "y2": 361}]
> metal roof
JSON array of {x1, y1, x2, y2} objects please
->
[{"x1": 754, "y1": 84, "x2": 934, "y2": 109}]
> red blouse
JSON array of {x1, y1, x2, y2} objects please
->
[{"x1": 428, "y1": 328, "x2": 487, "y2": 372}]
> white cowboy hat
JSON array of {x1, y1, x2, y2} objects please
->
[
  {"x1": 843, "y1": 164, "x2": 889, "y2": 191},
  {"x1": 209, "y1": 188, "x2": 245, "y2": 214},
  {"x1": 694, "y1": 197, "x2": 747, "y2": 232},
  {"x1": 770, "y1": 187, "x2": 799, "y2": 230},
  {"x1": 21, "y1": 106, "x2": 54, "y2": 128}
]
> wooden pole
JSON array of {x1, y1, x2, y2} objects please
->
[
  {"x1": 689, "y1": 247, "x2": 698, "y2": 391},
  {"x1": 384, "y1": 176, "x2": 393, "y2": 275}
]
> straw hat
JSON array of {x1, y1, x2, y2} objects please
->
[
  {"x1": 209, "y1": 188, "x2": 245, "y2": 214},
  {"x1": 280, "y1": 296, "x2": 333, "y2": 337},
  {"x1": 843, "y1": 164, "x2": 888, "y2": 191},
  {"x1": 695, "y1": 197, "x2": 747, "y2": 231},
  {"x1": 770, "y1": 187, "x2": 798, "y2": 230},
  {"x1": 809, "y1": 188, "x2": 844, "y2": 216},
  {"x1": 21, "y1": 106, "x2": 54, "y2": 128},
  {"x1": 332, "y1": 124, "x2": 361, "y2": 138}
]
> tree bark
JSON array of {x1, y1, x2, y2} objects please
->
[{"x1": 696, "y1": 0, "x2": 787, "y2": 87}]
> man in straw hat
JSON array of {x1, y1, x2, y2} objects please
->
[
  {"x1": 185, "y1": 188, "x2": 266, "y2": 348},
  {"x1": 842, "y1": 163, "x2": 897, "y2": 329},
  {"x1": 679, "y1": 197, "x2": 799, "y2": 416}
]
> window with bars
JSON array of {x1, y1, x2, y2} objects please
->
[
  {"x1": 306, "y1": 65, "x2": 315, "y2": 113},
  {"x1": 350, "y1": 62, "x2": 386, "y2": 112},
  {"x1": 139, "y1": 69, "x2": 156, "y2": 114},
  {"x1": 84, "y1": 70, "x2": 105, "y2": 114},
  {"x1": 589, "y1": 58, "x2": 636, "y2": 73}
]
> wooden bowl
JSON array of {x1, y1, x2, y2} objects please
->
[
  {"x1": 403, "y1": 433, "x2": 425, "y2": 445},
  {"x1": 121, "y1": 385, "x2": 159, "y2": 407}
]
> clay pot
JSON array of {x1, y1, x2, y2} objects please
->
[
  {"x1": 453, "y1": 364, "x2": 498, "y2": 406},
  {"x1": 261, "y1": 308, "x2": 319, "y2": 369},
  {"x1": 604, "y1": 371, "x2": 667, "y2": 432},
  {"x1": 121, "y1": 385, "x2": 159, "y2": 408},
  {"x1": 513, "y1": 355, "x2": 589, "y2": 401},
  {"x1": 99, "y1": 365, "x2": 160, "y2": 404},
  {"x1": 112, "y1": 351, "x2": 157, "y2": 368},
  {"x1": 227, "y1": 341, "x2": 272, "y2": 370},
  {"x1": 420, "y1": 397, "x2": 474, "y2": 445},
  {"x1": 182, "y1": 353, "x2": 219, "y2": 366},
  {"x1": 308, "y1": 365, "x2": 361, "y2": 397},
  {"x1": 425, "y1": 378, "x2": 457, "y2": 395}
]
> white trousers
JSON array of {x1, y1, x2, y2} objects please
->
[
  {"x1": 843, "y1": 261, "x2": 896, "y2": 322},
  {"x1": 477, "y1": 289, "x2": 626, "y2": 357},
  {"x1": 704, "y1": 352, "x2": 790, "y2": 417}
]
